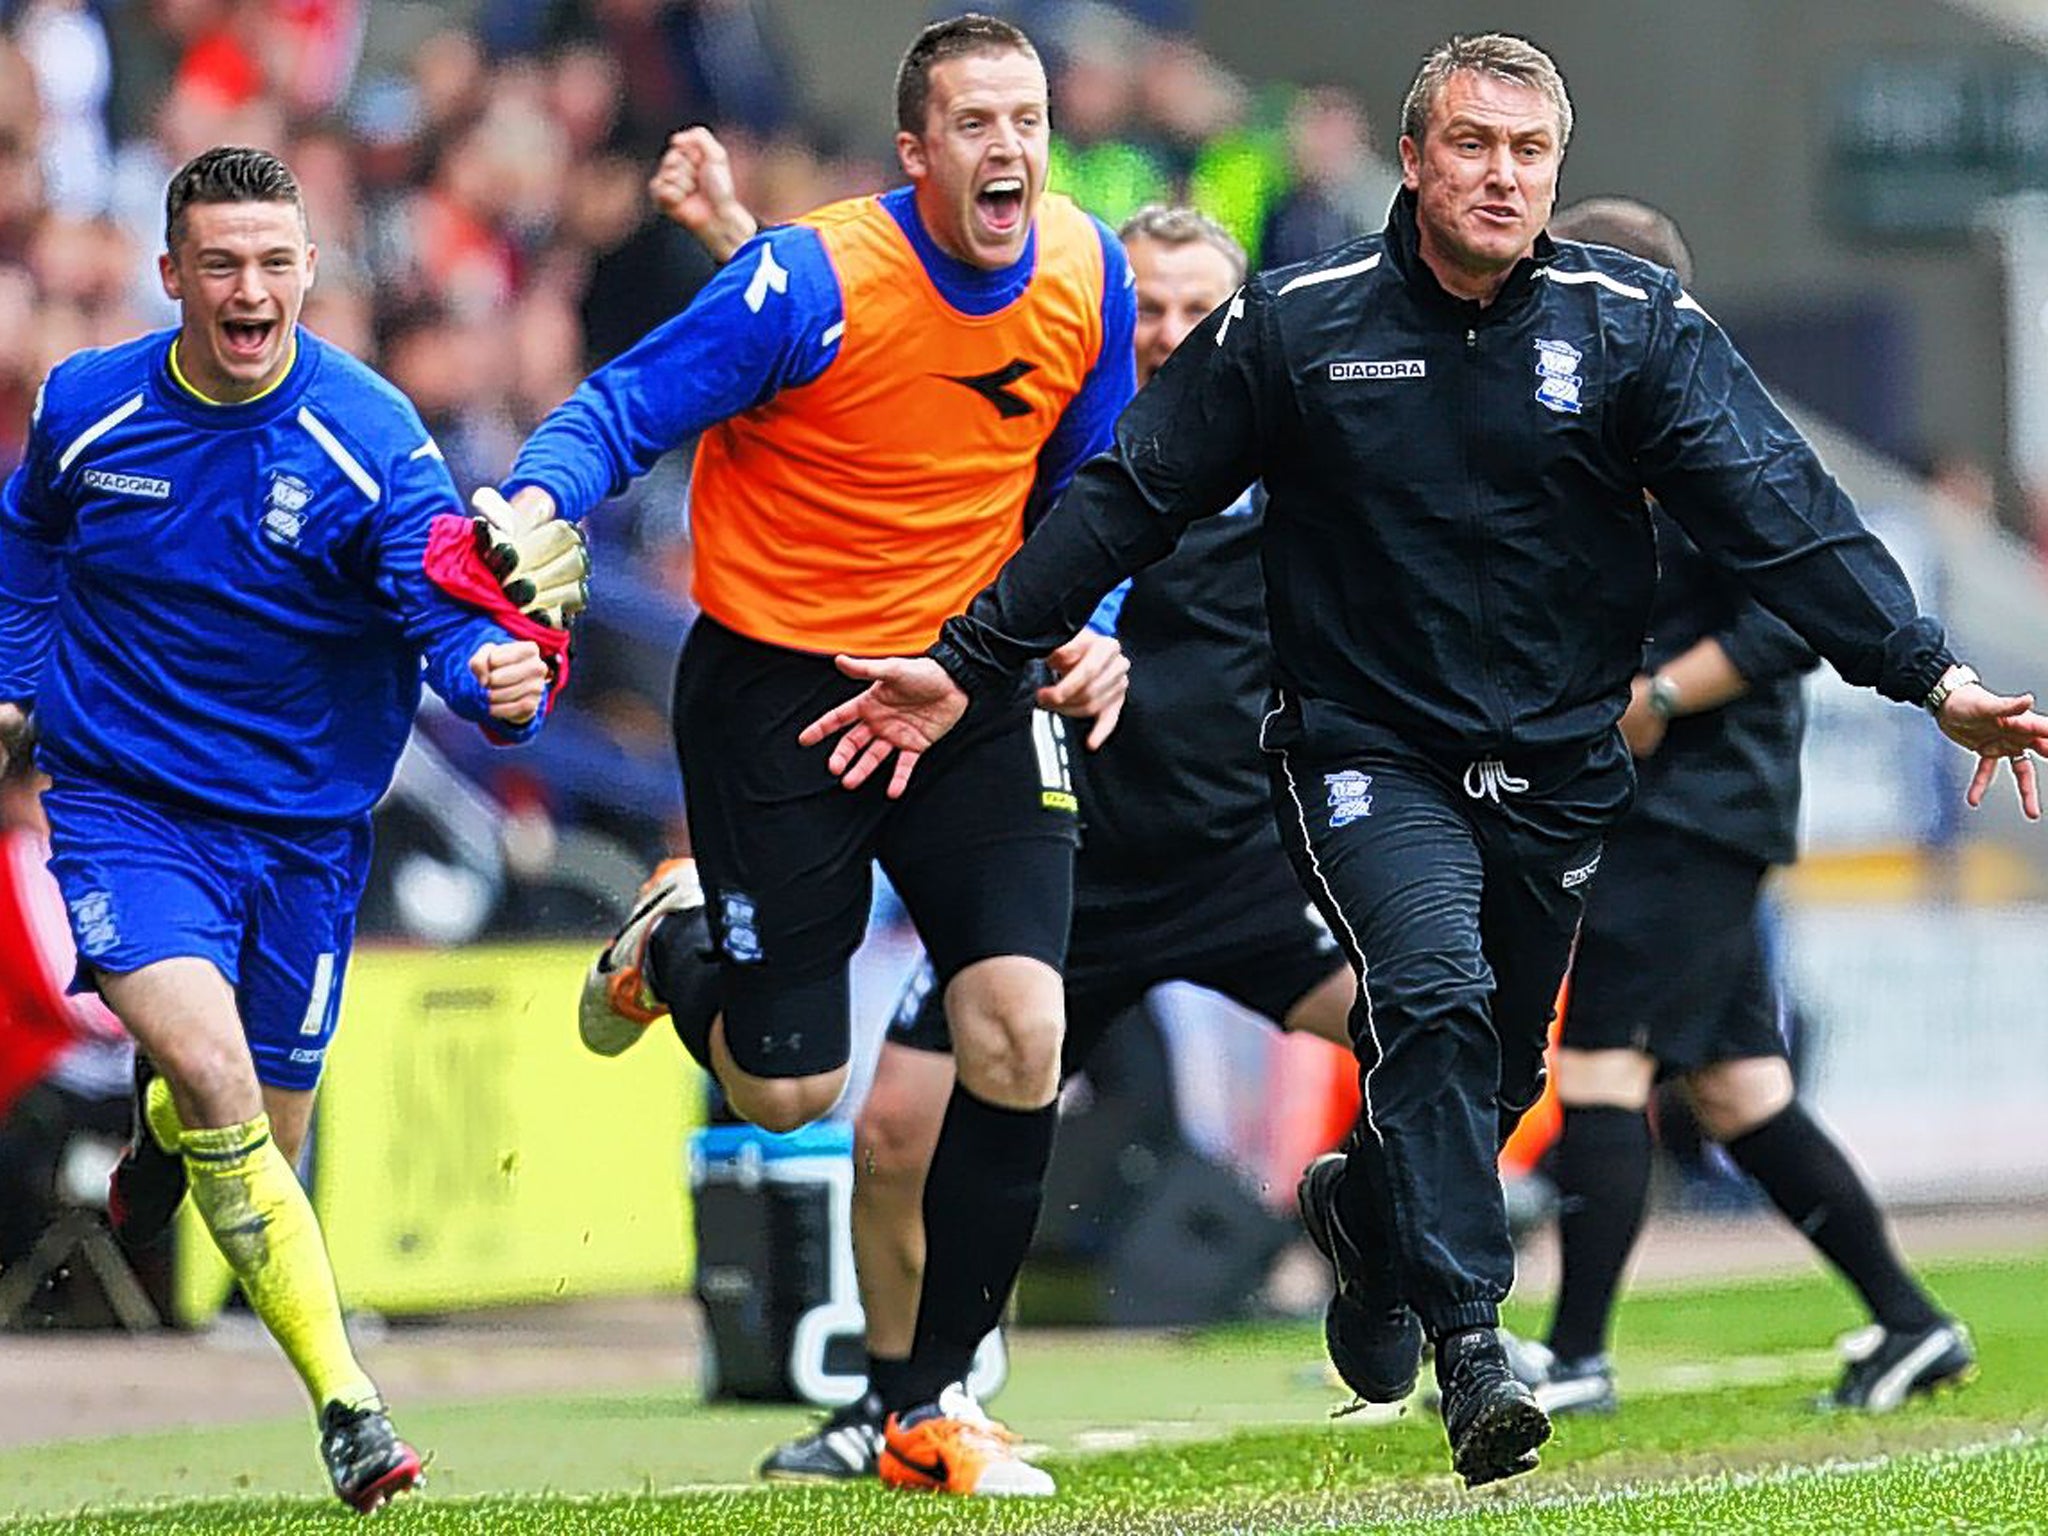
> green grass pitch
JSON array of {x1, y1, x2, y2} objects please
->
[{"x1": 3, "y1": 1252, "x2": 2043, "y2": 1533}]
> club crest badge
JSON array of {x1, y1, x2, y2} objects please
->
[
  {"x1": 261, "y1": 471, "x2": 314, "y2": 547},
  {"x1": 1325, "y1": 770, "x2": 1374, "y2": 828},
  {"x1": 719, "y1": 891, "x2": 763, "y2": 964},
  {"x1": 1533, "y1": 338, "x2": 1584, "y2": 415}
]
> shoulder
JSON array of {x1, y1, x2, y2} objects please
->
[
  {"x1": 1255, "y1": 231, "x2": 1390, "y2": 308},
  {"x1": 1540, "y1": 241, "x2": 1686, "y2": 313},
  {"x1": 33, "y1": 329, "x2": 166, "y2": 440},
  {"x1": 793, "y1": 192, "x2": 884, "y2": 239},
  {"x1": 714, "y1": 219, "x2": 839, "y2": 314},
  {"x1": 295, "y1": 333, "x2": 435, "y2": 460},
  {"x1": 1084, "y1": 207, "x2": 1133, "y2": 290},
  {"x1": 1031, "y1": 197, "x2": 1130, "y2": 308}
]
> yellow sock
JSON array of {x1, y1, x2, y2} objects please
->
[
  {"x1": 143, "y1": 1074, "x2": 184, "y2": 1153},
  {"x1": 180, "y1": 1115, "x2": 379, "y2": 1414}
]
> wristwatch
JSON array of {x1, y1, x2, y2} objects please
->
[
  {"x1": 1646, "y1": 673, "x2": 1684, "y2": 721},
  {"x1": 1922, "y1": 663, "x2": 1979, "y2": 718}
]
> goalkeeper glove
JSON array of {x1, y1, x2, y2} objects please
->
[{"x1": 470, "y1": 487, "x2": 590, "y2": 628}]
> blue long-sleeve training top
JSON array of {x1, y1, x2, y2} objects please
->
[{"x1": 0, "y1": 327, "x2": 536, "y2": 824}]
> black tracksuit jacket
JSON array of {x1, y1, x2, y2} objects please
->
[{"x1": 933, "y1": 190, "x2": 1951, "y2": 767}]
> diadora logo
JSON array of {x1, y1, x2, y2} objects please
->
[
  {"x1": 1330, "y1": 359, "x2": 1425, "y2": 382},
  {"x1": 81, "y1": 469, "x2": 171, "y2": 499},
  {"x1": 936, "y1": 358, "x2": 1039, "y2": 420},
  {"x1": 261, "y1": 471, "x2": 314, "y2": 548},
  {"x1": 1562, "y1": 852, "x2": 1603, "y2": 889},
  {"x1": 1325, "y1": 770, "x2": 1374, "y2": 828},
  {"x1": 1533, "y1": 339, "x2": 1585, "y2": 415}
]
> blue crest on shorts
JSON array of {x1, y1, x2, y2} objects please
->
[
  {"x1": 1325, "y1": 770, "x2": 1374, "y2": 828},
  {"x1": 718, "y1": 891, "x2": 763, "y2": 964}
]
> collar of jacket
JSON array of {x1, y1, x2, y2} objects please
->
[{"x1": 1382, "y1": 187, "x2": 1557, "y2": 327}]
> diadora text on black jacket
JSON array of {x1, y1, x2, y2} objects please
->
[{"x1": 934, "y1": 190, "x2": 1951, "y2": 768}]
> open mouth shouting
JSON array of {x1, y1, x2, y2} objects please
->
[
  {"x1": 221, "y1": 316, "x2": 279, "y2": 365},
  {"x1": 977, "y1": 175, "x2": 1028, "y2": 240}
]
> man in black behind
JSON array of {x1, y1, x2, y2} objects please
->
[{"x1": 1502, "y1": 195, "x2": 1972, "y2": 1420}]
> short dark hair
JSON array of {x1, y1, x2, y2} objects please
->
[
  {"x1": 1118, "y1": 204, "x2": 1247, "y2": 285},
  {"x1": 894, "y1": 13, "x2": 1040, "y2": 135},
  {"x1": 164, "y1": 145, "x2": 306, "y2": 250},
  {"x1": 1550, "y1": 196, "x2": 1694, "y2": 287}
]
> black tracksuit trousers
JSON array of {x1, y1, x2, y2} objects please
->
[{"x1": 1268, "y1": 725, "x2": 1633, "y2": 1338}]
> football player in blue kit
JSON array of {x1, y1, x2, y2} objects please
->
[{"x1": 0, "y1": 146, "x2": 581, "y2": 1513}]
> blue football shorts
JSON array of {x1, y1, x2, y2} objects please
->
[{"x1": 42, "y1": 775, "x2": 373, "y2": 1091}]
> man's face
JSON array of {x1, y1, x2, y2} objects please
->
[
  {"x1": 1399, "y1": 69, "x2": 1561, "y2": 294},
  {"x1": 158, "y1": 199, "x2": 315, "y2": 401},
  {"x1": 898, "y1": 47, "x2": 1049, "y2": 271},
  {"x1": 1127, "y1": 235, "x2": 1238, "y2": 387}
]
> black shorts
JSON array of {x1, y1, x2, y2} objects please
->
[
  {"x1": 1563, "y1": 819, "x2": 1785, "y2": 1075},
  {"x1": 886, "y1": 832, "x2": 1346, "y2": 1077},
  {"x1": 675, "y1": 616, "x2": 1078, "y2": 1079}
]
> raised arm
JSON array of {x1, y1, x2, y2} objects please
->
[
  {"x1": 504, "y1": 222, "x2": 844, "y2": 523},
  {"x1": 649, "y1": 127, "x2": 758, "y2": 264}
]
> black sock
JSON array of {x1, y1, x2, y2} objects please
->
[
  {"x1": 1724, "y1": 1102, "x2": 1941, "y2": 1334},
  {"x1": 893, "y1": 1085, "x2": 1056, "y2": 1411},
  {"x1": 1545, "y1": 1104, "x2": 1652, "y2": 1363},
  {"x1": 643, "y1": 907, "x2": 720, "y2": 1072},
  {"x1": 864, "y1": 1354, "x2": 911, "y2": 1418}
]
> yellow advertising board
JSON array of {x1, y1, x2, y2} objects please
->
[{"x1": 174, "y1": 943, "x2": 701, "y2": 1323}]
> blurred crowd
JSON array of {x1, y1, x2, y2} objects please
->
[{"x1": 0, "y1": 0, "x2": 1403, "y2": 939}]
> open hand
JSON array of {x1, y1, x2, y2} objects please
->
[
  {"x1": 470, "y1": 640, "x2": 550, "y2": 727},
  {"x1": 1939, "y1": 681, "x2": 2048, "y2": 819},
  {"x1": 797, "y1": 656, "x2": 968, "y2": 797},
  {"x1": 1038, "y1": 629, "x2": 1128, "y2": 750}
]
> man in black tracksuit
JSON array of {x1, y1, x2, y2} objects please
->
[
  {"x1": 1506, "y1": 197, "x2": 1973, "y2": 1420},
  {"x1": 801, "y1": 34, "x2": 2048, "y2": 1487}
]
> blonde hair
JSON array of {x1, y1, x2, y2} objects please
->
[
  {"x1": 1118, "y1": 204, "x2": 1247, "y2": 285},
  {"x1": 1400, "y1": 34, "x2": 1573, "y2": 151}
]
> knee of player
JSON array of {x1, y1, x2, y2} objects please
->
[
  {"x1": 726, "y1": 1071, "x2": 845, "y2": 1134},
  {"x1": 1366, "y1": 954, "x2": 1490, "y2": 1025},
  {"x1": 955, "y1": 1010, "x2": 1062, "y2": 1097},
  {"x1": 1685, "y1": 1056, "x2": 1793, "y2": 1141},
  {"x1": 854, "y1": 1124, "x2": 926, "y2": 1191},
  {"x1": 1553, "y1": 1047, "x2": 1656, "y2": 1110},
  {"x1": 152, "y1": 1041, "x2": 262, "y2": 1126}
]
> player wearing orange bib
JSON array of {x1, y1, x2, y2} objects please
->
[{"x1": 499, "y1": 15, "x2": 1136, "y2": 1497}]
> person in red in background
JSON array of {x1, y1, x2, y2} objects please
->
[{"x1": 0, "y1": 753, "x2": 133, "y2": 1270}]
